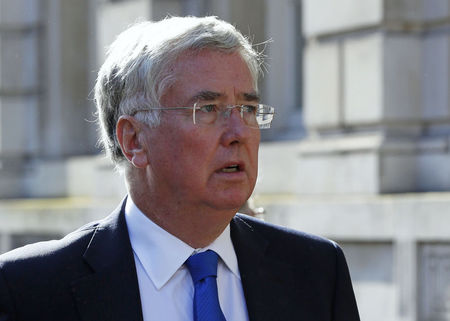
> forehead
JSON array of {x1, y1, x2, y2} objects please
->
[{"x1": 161, "y1": 49, "x2": 257, "y2": 106}]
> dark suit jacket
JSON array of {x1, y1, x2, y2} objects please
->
[{"x1": 0, "y1": 200, "x2": 360, "y2": 321}]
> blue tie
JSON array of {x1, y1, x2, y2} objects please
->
[{"x1": 185, "y1": 250, "x2": 227, "y2": 321}]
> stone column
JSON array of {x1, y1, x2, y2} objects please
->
[
  {"x1": 0, "y1": 0, "x2": 41, "y2": 198},
  {"x1": 0, "y1": 0, "x2": 98, "y2": 198},
  {"x1": 418, "y1": 243, "x2": 450, "y2": 320},
  {"x1": 263, "y1": 0, "x2": 303, "y2": 140},
  {"x1": 302, "y1": 0, "x2": 450, "y2": 195},
  {"x1": 42, "y1": 0, "x2": 96, "y2": 158},
  {"x1": 301, "y1": 1, "x2": 450, "y2": 321}
]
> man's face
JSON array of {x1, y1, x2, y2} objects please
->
[{"x1": 140, "y1": 49, "x2": 260, "y2": 212}]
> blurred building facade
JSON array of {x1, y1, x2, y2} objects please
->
[{"x1": 0, "y1": 1, "x2": 450, "y2": 320}]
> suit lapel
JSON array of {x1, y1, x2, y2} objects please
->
[
  {"x1": 70, "y1": 206, "x2": 301, "y2": 321},
  {"x1": 71, "y1": 200, "x2": 144, "y2": 321},
  {"x1": 231, "y1": 215, "x2": 299, "y2": 321}
]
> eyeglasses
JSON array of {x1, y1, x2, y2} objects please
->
[{"x1": 131, "y1": 103, "x2": 275, "y2": 129}]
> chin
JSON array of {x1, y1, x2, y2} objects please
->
[{"x1": 209, "y1": 194, "x2": 249, "y2": 212}]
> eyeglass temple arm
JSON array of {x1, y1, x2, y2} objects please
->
[{"x1": 192, "y1": 103, "x2": 197, "y2": 125}]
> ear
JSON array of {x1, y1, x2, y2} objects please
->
[{"x1": 116, "y1": 115, "x2": 148, "y2": 168}]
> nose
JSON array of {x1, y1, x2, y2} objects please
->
[
  {"x1": 225, "y1": 106, "x2": 244, "y2": 121},
  {"x1": 220, "y1": 107, "x2": 256, "y2": 146}
]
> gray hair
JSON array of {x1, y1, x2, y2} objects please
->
[{"x1": 95, "y1": 16, "x2": 263, "y2": 166}]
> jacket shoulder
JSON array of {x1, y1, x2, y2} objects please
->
[
  {"x1": 232, "y1": 214, "x2": 360, "y2": 320},
  {"x1": 232, "y1": 213, "x2": 347, "y2": 275},
  {"x1": 0, "y1": 220, "x2": 98, "y2": 266},
  {"x1": 234, "y1": 213, "x2": 339, "y2": 252}
]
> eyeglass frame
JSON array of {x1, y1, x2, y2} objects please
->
[{"x1": 130, "y1": 102, "x2": 275, "y2": 129}]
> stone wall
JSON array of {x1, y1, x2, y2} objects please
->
[
  {"x1": 0, "y1": 0, "x2": 98, "y2": 199},
  {"x1": 252, "y1": 1, "x2": 450, "y2": 320},
  {"x1": 301, "y1": 0, "x2": 450, "y2": 195},
  {"x1": 1, "y1": 1, "x2": 449, "y2": 320}
]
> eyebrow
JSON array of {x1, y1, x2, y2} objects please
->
[
  {"x1": 243, "y1": 92, "x2": 260, "y2": 102},
  {"x1": 190, "y1": 90, "x2": 261, "y2": 103},
  {"x1": 191, "y1": 91, "x2": 222, "y2": 102}
]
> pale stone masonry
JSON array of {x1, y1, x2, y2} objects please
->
[
  {"x1": 1, "y1": 1, "x2": 450, "y2": 321},
  {"x1": 0, "y1": 0, "x2": 41, "y2": 198},
  {"x1": 253, "y1": 1, "x2": 450, "y2": 321},
  {"x1": 299, "y1": 0, "x2": 450, "y2": 194}
]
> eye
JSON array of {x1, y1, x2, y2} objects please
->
[
  {"x1": 198, "y1": 104, "x2": 217, "y2": 113},
  {"x1": 242, "y1": 105, "x2": 257, "y2": 114}
]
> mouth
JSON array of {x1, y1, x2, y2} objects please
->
[
  {"x1": 221, "y1": 164, "x2": 241, "y2": 173},
  {"x1": 217, "y1": 161, "x2": 245, "y2": 174}
]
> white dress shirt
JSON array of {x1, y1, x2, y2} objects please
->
[{"x1": 124, "y1": 197, "x2": 250, "y2": 321}]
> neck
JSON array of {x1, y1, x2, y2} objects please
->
[{"x1": 128, "y1": 188, "x2": 237, "y2": 249}]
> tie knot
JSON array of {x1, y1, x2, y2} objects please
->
[{"x1": 186, "y1": 250, "x2": 219, "y2": 283}]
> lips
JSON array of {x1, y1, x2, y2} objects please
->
[
  {"x1": 221, "y1": 165, "x2": 240, "y2": 173},
  {"x1": 217, "y1": 162, "x2": 244, "y2": 174}
]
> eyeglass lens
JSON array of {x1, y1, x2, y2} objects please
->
[{"x1": 193, "y1": 104, "x2": 274, "y2": 129}]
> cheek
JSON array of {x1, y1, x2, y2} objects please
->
[{"x1": 174, "y1": 132, "x2": 216, "y2": 169}]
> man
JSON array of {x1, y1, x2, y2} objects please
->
[{"x1": 0, "y1": 16, "x2": 360, "y2": 321}]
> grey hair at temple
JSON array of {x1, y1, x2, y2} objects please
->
[{"x1": 94, "y1": 16, "x2": 264, "y2": 166}]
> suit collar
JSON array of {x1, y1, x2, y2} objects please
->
[
  {"x1": 71, "y1": 206, "x2": 298, "y2": 321},
  {"x1": 231, "y1": 214, "x2": 298, "y2": 321},
  {"x1": 71, "y1": 199, "x2": 144, "y2": 321}
]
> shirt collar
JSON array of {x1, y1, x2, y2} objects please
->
[{"x1": 124, "y1": 197, "x2": 241, "y2": 290}]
